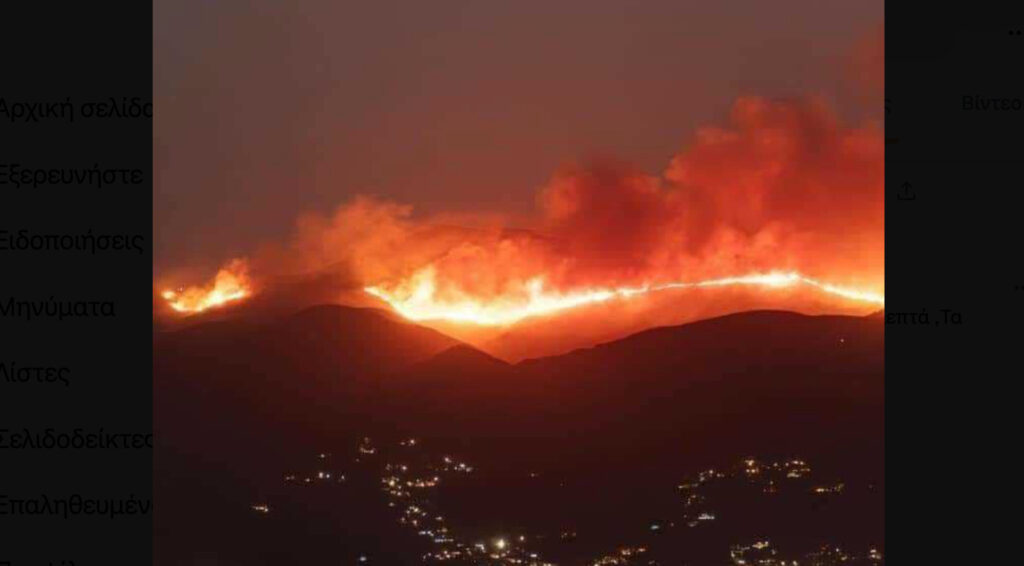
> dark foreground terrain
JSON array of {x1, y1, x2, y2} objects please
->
[{"x1": 155, "y1": 307, "x2": 884, "y2": 565}]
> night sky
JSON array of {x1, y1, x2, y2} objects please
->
[{"x1": 154, "y1": 0, "x2": 882, "y2": 274}]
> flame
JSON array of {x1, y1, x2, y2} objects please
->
[
  {"x1": 158, "y1": 95, "x2": 883, "y2": 331},
  {"x1": 161, "y1": 259, "x2": 252, "y2": 314},
  {"x1": 365, "y1": 269, "x2": 883, "y2": 326}
]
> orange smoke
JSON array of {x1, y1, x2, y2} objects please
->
[
  {"x1": 356, "y1": 96, "x2": 883, "y2": 326},
  {"x1": 161, "y1": 259, "x2": 252, "y2": 314},
  {"x1": 160, "y1": 95, "x2": 883, "y2": 329}
]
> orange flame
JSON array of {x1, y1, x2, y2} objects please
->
[
  {"x1": 162, "y1": 259, "x2": 252, "y2": 314},
  {"x1": 159, "y1": 96, "x2": 883, "y2": 328},
  {"x1": 365, "y1": 268, "x2": 883, "y2": 326}
]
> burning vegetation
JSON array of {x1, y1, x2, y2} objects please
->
[
  {"x1": 161, "y1": 259, "x2": 252, "y2": 314},
  {"x1": 158, "y1": 96, "x2": 883, "y2": 327}
]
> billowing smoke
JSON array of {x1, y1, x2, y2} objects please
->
[
  {"x1": 279, "y1": 95, "x2": 881, "y2": 294},
  {"x1": 529, "y1": 95, "x2": 883, "y2": 291},
  {"x1": 158, "y1": 94, "x2": 882, "y2": 355}
]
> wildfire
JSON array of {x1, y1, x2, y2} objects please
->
[
  {"x1": 161, "y1": 259, "x2": 252, "y2": 314},
  {"x1": 158, "y1": 97, "x2": 883, "y2": 327},
  {"x1": 365, "y1": 269, "x2": 883, "y2": 326}
]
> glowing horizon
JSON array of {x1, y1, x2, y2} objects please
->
[{"x1": 364, "y1": 270, "x2": 883, "y2": 326}]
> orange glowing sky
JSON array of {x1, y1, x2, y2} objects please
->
[
  {"x1": 154, "y1": 2, "x2": 883, "y2": 277},
  {"x1": 157, "y1": 93, "x2": 884, "y2": 326},
  {"x1": 155, "y1": 5, "x2": 883, "y2": 332}
]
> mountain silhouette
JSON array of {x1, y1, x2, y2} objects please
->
[{"x1": 157, "y1": 307, "x2": 881, "y2": 465}]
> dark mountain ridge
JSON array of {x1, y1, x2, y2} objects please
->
[{"x1": 157, "y1": 306, "x2": 882, "y2": 468}]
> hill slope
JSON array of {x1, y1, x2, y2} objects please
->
[{"x1": 157, "y1": 307, "x2": 882, "y2": 457}]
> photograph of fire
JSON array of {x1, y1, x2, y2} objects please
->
[{"x1": 154, "y1": 2, "x2": 884, "y2": 564}]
